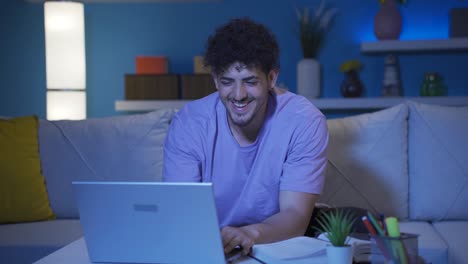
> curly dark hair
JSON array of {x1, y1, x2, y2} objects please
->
[{"x1": 203, "y1": 17, "x2": 280, "y2": 76}]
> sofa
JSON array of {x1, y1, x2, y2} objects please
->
[{"x1": 0, "y1": 101, "x2": 467, "y2": 264}]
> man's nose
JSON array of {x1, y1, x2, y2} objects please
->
[{"x1": 234, "y1": 83, "x2": 247, "y2": 100}]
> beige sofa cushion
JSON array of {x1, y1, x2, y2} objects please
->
[
  {"x1": 408, "y1": 102, "x2": 468, "y2": 221},
  {"x1": 0, "y1": 219, "x2": 82, "y2": 263},
  {"x1": 432, "y1": 221, "x2": 468, "y2": 264},
  {"x1": 39, "y1": 109, "x2": 174, "y2": 218},
  {"x1": 320, "y1": 104, "x2": 409, "y2": 219}
]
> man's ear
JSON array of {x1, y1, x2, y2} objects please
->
[{"x1": 268, "y1": 69, "x2": 279, "y2": 90}]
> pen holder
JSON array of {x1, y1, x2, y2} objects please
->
[{"x1": 370, "y1": 233, "x2": 419, "y2": 264}]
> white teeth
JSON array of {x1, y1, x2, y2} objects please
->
[{"x1": 233, "y1": 102, "x2": 247, "y2": 108}]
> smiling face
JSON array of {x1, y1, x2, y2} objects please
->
[{"x1": 214, "y1": 62, "x2": 278, "y2": 132}]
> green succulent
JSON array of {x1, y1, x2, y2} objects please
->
[{"x1": 313, "y1": 209, "x2": 356, "y2": 247}]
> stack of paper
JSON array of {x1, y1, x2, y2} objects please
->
[
  {"x1": 251, "y1": 236, "x2": 328, "y2": 264},
  {"x1": 251, "y1": 235, "x2": 372, "y2": 264}
]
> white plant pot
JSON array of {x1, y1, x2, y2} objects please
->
[
  {"x1": 297, "y1": 58, "x2": 321, "y2": 98},
  {"x1": 326, "y1": 245, "x2": 353, "y2": 264}
]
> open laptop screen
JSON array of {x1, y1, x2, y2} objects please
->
[{"x1": 73, "y1": 182, "x2": 226, "y2": 264}]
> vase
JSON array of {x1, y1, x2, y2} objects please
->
[
  {"x1": 326, "y1": 245, "x2": 353, "y2": 264},
  {"x1": 341, "y1": 70, "x2": 364, "y2": 98},
  {"x1": 420, "y1": 72, "x2": 447, "y2": 96},
  {"x1": 374, "y1": 0, "x2": 402, "y2": 40},
  {"x1": 297, "y1": 58, "x2": 320, "y2": 98}
]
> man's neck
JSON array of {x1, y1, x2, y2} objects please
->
[{"x1": 228, "y1": 101, "x2": 268, "y2": 147}]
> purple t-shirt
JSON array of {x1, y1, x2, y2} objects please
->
[{"x1": 163, "y1": 91, "x2": 328, "y2": 228}]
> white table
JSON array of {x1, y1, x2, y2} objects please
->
[{"x1": 33, "y1": 237, "x2": 261, "y2": 264}]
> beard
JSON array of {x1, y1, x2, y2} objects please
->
[
  {"x1": 227, "y1": 110, "x2": 254, "y2": 128},
  {"x1": 223, "y1": 96, "x2": 269, "y2": 129}
]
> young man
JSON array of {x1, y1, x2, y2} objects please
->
[{"x1": 163, "y1": 18, "x2": 328, "y2": 255}]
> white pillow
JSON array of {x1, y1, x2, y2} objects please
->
[
  {"x1": 320, "y1": 104, "x2": 409, "y2": 219},
  {"x1": 39, "y1": 109, "x2": 175, "y2": 218},
  {"x1": 408, "y1": 102, "x2": 468, "y2": 221}
]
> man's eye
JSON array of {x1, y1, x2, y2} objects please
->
[
  {"x1": 220, "y1": 80, "x2": 233, "y2": 86},
  {"x1": 246, "y1": 81, "x2": 258, "y2": 86}
]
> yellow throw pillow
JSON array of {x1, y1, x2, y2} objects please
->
[{"x1": 0, "y1": 116, "x2": 55, "y2": 223}]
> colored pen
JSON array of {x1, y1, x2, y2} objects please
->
[
  {"x1": 385, "y1": 217, "x2": 409, "y2": 264},
  {"x1": 362, "y1": 216, "x2": 377, "y2": 235},
  {"x1": 362, "y1": 216, "x2": 391, "y2": 260},
  {"x1": 379, "y1": 213, "x2": 387, "y2": 235},
  {"x1": 367, "y1": 211, "x2": 385, "y2": 236}
]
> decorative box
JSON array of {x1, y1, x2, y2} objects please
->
[
  {"x1": 125, "y1": 74, "x2": 179, "y2": 100},
  {"x1": 180, "y1": 74, "x2": 216, "y2": 99}
]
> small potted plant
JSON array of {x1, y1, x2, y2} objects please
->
[
  {"x1": 339, "y1": 59, "x2": 364, "y2": 98},
  {"x1": 313, "y1": 208, "x2": 356, "y2": 264},
  {"x1": 294, "y1": 0, "x2": 337, "y2": 98},
  {"x1": 294, "y1": 0, "x2": 337, "y2": 58}
]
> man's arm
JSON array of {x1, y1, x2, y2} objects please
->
[
  {"x1": 162, "y1": 112, "x2": 202, "y2": 182},
  {"x1": 221, "y1": 190, "x2": 318, "y2": 255}
]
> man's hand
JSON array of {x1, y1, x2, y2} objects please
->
[
  {"x1": 221, "y1": 226, "x2": 259, "y2": 255},
  {"x1": 221, "y1": 192, "x2": 318, "y2": 256}
]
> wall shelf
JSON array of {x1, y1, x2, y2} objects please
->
[
  {"x1": 361, "y1": 38, "x2": 468, "y2": 54},
  {"x1": 116, "y1": 100, "x2": 190, "y2": 111},
  {"x1": 115, "y1": 96, "x2": 468, "y2": 112},
  {"x1": 27, "y1": 0, "x2": 220, "y2": 3}
]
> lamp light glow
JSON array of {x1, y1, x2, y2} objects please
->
[
  {"x1": 46, "y1": 91, "x2": 86, "y2": 121},
  {"x1": 44, "y1": 1, "x2": 86, "y2": 120}
]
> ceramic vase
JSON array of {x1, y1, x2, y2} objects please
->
[
  {"x1": 374, "y1": 0, "x2": 402, "y2": 40},
  {"x1": 326, "y1": 245, "x2": 353, "y2": 264},
  {"x1": 341, "y1": 70, "x2": 364, "y2": 98},
  {"x1": 297, "y1": 58, "x2": 320, "y2": 98}
]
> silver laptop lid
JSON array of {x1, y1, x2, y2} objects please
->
[{"x1": 73, "y1": 181, "x2": 225, "y2": 264}]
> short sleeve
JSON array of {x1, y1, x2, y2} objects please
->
[
  {"x1": 280, "y1": 116, "x2": 329, "y2": 194},
  {"x1": 162, "y1": 110, "x2": 202, "y2": 182}
]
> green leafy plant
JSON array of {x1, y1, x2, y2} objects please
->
[
  {"x1": 294, "y1": 0, "x2": 337, "y2": 58},
  {"x1": 313, "y1": 209, "x2": 356, "y2": 247}
]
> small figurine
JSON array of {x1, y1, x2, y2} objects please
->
[{"x1": 381, "y1": 54, "x2": 402, "y2": 97}]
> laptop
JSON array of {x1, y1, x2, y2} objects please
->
[{"x1": 73, "y1": 181, "x2": 240, "y2": 264}]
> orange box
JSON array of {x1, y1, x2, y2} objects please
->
[{"x1": 136, "y1": 56, "x2": 168, "y2": 74}]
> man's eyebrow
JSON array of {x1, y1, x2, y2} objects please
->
[
  {"x1": 218, "y1": 76, "x2": 258, "y2": 81},
  {"x1": 242, "y1": 76, "x2": 259, "y2": 81}
]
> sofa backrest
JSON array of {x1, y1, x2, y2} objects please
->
[
  {"x1": 38, "y1": 101, "x2": 467, "y2": 222},
  {"x1": 408, "y1": 102, "x2": 468, "y2": 221},
  {"x1": 39, "y1": 109, "x2": 174, "y2": 218},
  {"x1": 319, "y1": 104, "x2": 410, "y2": 220}
]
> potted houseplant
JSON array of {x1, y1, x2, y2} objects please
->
[
  {"x1": 339, "y1": 60, "x2": 365, "y2": 97},
  {"x1": 294, "y1": 0, "x2": 337, "y2": 98},
  {"x1": 313, "y1": 208, "x2": 356, "y2": 264}
]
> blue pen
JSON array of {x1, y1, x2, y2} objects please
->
[
  {"x1": 367, "y1": 211, "x2": 385, "y2": 236},
  {"x1": 379, "y1": 213, "x2": 387, "y2": 235}
]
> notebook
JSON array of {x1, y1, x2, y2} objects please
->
[
  {"x1": 250, "y1": 234, "x2": 371, "y2": 264},
  {"x1": 73, "y1": 181, "x2": 233, "y2": 264}
]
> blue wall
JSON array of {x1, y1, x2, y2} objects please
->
[{"x1": 1, "y1": 0, "x2": 467, "y2": 118}]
